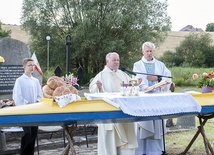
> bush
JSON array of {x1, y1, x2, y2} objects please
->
[
  {"x1": 161, "y1": 33, "x2": 214, "y2": 68},
  {"x1": 170, "y1": 67, "x2": 213, "y2": 87},
  {"x1": 42, "y1": 68, "x2": 56, "y2": 85}
]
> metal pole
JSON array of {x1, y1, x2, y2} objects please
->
[
  {"x1": 65, "y1": 35, "x2": 72, "y2": 75},
  {"x1": 47, "y1": 40, "x2": 49, "y2": 71},
  {"x1": 46, "y1": 36, "x2": 51, "y2": 72}
]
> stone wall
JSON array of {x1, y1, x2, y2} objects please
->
[{"x1": 0, "y1": 37, "x2": 30, "y2": 100}]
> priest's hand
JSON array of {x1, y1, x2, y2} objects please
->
[{"x1": 96, "y1": 80, "x2": 102, "y2": 91}]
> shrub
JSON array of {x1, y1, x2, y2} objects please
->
[{"x1": 169, "y1": 67, "x2": 213, "y2": 87}]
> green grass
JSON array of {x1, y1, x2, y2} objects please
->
[
  {"x1": 165, "y1": 118, "x2": 214, "y2": 154},
  {"x1": 165, "y1": 86, "x2": 213, "y2": 154},
  {"x1": 174, "y1": 86, "x2": 201, "y2": 93}
]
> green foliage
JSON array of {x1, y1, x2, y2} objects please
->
[
  {"x1": 42, "y1": 66, "x2": 214, "y2": 88},
  {"x1": 170, "y1": 67, "x2": 213, "y2": 87},
  {"x1": 21, "y1": 0, "x2": 171, "y2": 84},
  {"x1": 202, "y1": 46, "x2": 214, "y2": 67},
  {"x1": 161, "y1": 33, "x2": 214, "y2": 68},
  {"x1": 159, "y1": 50, "x2": 182, "y2": 67},
  {"x1": 0, "y1": 21, "x2": 11, "y2": 38},
  {"x1": 42, "y1": 68, "x2": 56, "y2": 85},
  {"x1": 206, "y1": 22, "x2": 214, "y2": 32},
  {"x1": 171, "y1": 67, "x2": 195, "y2": 86}
]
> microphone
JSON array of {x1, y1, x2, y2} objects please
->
[
  {"x1": 120, "y1": 67, "x2": 136, "y2": 76},
  {"x1": 120, "y1": 67, "x2": 172, "y2": 82}
]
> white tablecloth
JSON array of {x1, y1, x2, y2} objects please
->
[{"x1": 84, "y1": 92, "x2": 201, "y2": 117}]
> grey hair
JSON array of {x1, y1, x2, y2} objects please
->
[
  {"x1": 142, "y1": 42, "x2": 155, "y2": 51},
  {"x1": 106, "y1": 52, "x2": 119, "y2": 62}
]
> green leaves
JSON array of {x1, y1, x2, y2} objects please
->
[
  {"x1": 161, "y1": 32, "x2": 214, "y2": 68},
  {"x1": 21, "y1": 0, "x2": 170, "y2": 84},
  {"x1": 0, "y1": 21, "x2": 11, "y2": 39}
]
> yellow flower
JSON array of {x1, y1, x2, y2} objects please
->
[
  {"x1": 210, "y1": 71, "x2": 214, "y2": 76},
  {"x1": 0, "y1": 56, "x2": 5, "y2": 63}
]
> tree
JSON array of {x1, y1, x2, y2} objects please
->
[
  {"x1": 206, "y1": 23, "x2": 214, "y2": 32},
  {"x1": 0, "y1": 21, "x2": 11, "y2": 38},
  {"x1": 180, "y1": 33, "x2": 212, "y2": 67},
  {"x1": 169, "y1": 33, "x2": 213, "y2": 67},
  {"x1": 21, "y1": 0, "x2": 171, "y2": 83},
  {"x1": 159, "y1": 50, "x2": 182, "y2": 67}
]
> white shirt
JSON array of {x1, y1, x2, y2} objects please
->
[
  {"x1": 13, "y1": 74, "x2": 43, "y2": 106},
  {"x1": 133, "y1": 57, "x2": 172, "y2": 91}
]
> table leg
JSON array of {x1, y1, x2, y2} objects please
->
[
  {"x1": 161, "y1": 119, "x2": 168, "y2": 155},
  {"x1": 198, "y1": 116, "x2": 210, "y2": 155},
  {"x1": 61, "y1": 124, "x2": 77, "y2": 155},
  {"x1": 0, "y1": 129, "x2": 3, "y2": 155},
  {"x1": 207, "y1": 139, "x2": 214, "y2": 154},
  {"x1": 182, "y1": 118, "x2": 207, "y2": 154},
  {"x1": 200, "y1": 115, "x2": 214, "y2": 154},
  {"x1": 182, "y1": 114, "x2": 214, "y2": 155}
]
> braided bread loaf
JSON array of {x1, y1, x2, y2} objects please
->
[
  {"x1": 47, "y1": 76, "x2": 65, "y2": 90},
  {"x1": 42, "y1": 85, "x2": 54, "y2": 98},
  {"x1": 42, "y1": 76, "x2": 78, "y2": 99}
]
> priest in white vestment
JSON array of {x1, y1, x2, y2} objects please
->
[
  {"x1": 89, "y1": 52, "x2": 138, "y2": 155},
  {"x1": 133, "y1": 42, "x2": 172, "y2": 155}
]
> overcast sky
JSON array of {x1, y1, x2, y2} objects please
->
[
  {"x1": 0, "y1": 0, "x2": 22, "y2": 26},
  {"x1": 167, "y1": 0, "x2": 214, "y2": 31},
  {"x1": 0, "y1": 0, "x2": 214, "y2": 31}
]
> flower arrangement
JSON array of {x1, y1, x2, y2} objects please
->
[
  {"x1": 192, "y1": 71, "x2": 214, "y2": 88},
  {"x1": 0, "y1": 56, "x2": 5, "y2": 65},
  {"x1": 61, "y1": 72, "x2": 78, "y2": 86}
]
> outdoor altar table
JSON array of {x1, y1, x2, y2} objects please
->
[
  {"x1": 0, "y1": 92, "x2": 213, "y2": 154},
  {"x1": 0, "y1": 92, "x2": 202, "y2": 126}
]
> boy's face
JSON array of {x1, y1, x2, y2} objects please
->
[{"x1": 24, "y1": 61, "x2": 35, "y2": 74}]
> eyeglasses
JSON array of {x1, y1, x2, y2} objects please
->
[{"x1": 27, "y1": 64, "x2": 36, "y2": 67}]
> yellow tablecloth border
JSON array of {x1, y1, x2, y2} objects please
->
[{"x1": 0, "y1": 92, "x2": 214, "y2": 116}]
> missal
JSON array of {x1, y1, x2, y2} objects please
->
[{"x1": 144, "y1": 80, "x2": 171, "y2": 93}]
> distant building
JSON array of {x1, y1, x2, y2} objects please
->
[{"x1": 180, "y1": 25, "x2": 203, "y2": 32}]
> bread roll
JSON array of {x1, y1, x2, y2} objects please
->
[
  {"x1": 42, "y1": 85, "x2": 54, "y2": 98},
  {"x1": 66, "y1": 84, "x2": 78, "y2": 95},
  {"x1": 53, "y1": 86, "x2": 71, "y2": 97},
  {"x1": 47, "y1": 76, "x2": 66, "y2": 90}
]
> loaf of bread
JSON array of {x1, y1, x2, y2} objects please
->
[
  {"x1": 66, "y1": 84, "x2": 78, "y2": 95},
  {"x1": 42, "y1": 85, "x2": 54, "y2": 98},
  {"x1": 43, "y1": 76, "x2": 79, "y2": 98},
  {"x1": 47, "y1": 76, "x2": 65, "y2": 90},
  {"x1": 52, "y1": 85, "x2": 71, "y2": 97}
]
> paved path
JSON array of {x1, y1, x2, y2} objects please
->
[{"x1": 1, "y1": 126, "x2": 98, "y2": 155}]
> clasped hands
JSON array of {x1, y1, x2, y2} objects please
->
[{"x1": 146, "y1": 75, "x2": 159, "y2": 81}]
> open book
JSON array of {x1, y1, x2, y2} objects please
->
[{"x1": 144, "y1": 80, "x2": 171, "y2": 93}]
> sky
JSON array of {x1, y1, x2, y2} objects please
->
[
  {"x1": 0, "y1": 0, "x2": 214, "y2": 31},
  {"x1": 167, "y1": 0, "x2": 214, "y2": 31}
]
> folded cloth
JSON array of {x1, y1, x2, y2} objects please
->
[{"x1": 54, "y1": 93, "x2": 81, "y2": 108}]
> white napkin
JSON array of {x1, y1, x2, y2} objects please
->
[{"x1": 54, "y1": 93, "x2": 81, "y2": 108}]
